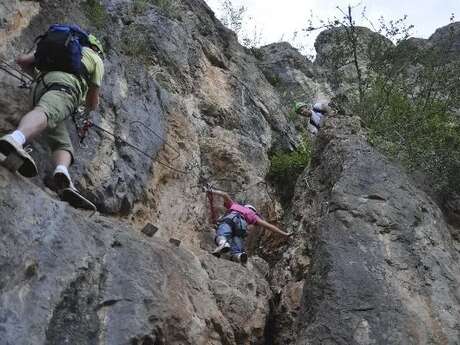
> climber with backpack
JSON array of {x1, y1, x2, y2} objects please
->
[
  {"x1": 207, "y1": 188, "x2": 290, "y2": 264},
  {"x1": 294, "y1": 101, "x2": 330, "y2": 135},
  {"x1": 0, "y1": 24, "x2": 104, "y2": 210}
]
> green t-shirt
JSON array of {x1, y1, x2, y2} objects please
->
[
  {"x1": 81, "y1": 47, "x2": 104, "y2": 88},
  {"x1": 36, "y1": 47, "x2": 104, "y2": 103}
]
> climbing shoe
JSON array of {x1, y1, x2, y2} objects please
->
[
  {"x1": 53, "y1": 165, "x2": 73, "y2": 190},
  {"x1": 0, "y1": 134, "x2": 38, "y2": 177},
  {"x1": 233, "y1": 252, "x2": 248, "y2": 264},
  {"x1": 60, "y1": 186, "x2": 97, "y2": 211},
  {"x1": 212, "y1": 237, "x2": 231, "y2": 257}
]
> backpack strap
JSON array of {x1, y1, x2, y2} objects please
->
[
  {"x1": 218, "y1": 211, "x2": 247, "y2": 237},
  {"x1": 33, "y1": 34, "x2": 45, "y2": 45}
]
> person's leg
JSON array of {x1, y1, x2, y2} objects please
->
[
  {"x1": 52, "y1": 150, "x2": 73, "y2": 190},
  {"x1": 7, "y1": 75, "x2": 49, "y2": 145},
  {"x1": 17, "y1": 107, "x2": 48, "y2": 141},
  {"x1": 230, "y1": 236, "x2": 244, "y2": 254},
  {"x1": 37, "y1": 86, "x2": 77, "y2": 186},
  {"x1": 213, "y1": 223, "x2": 232, "y2": 255},
  {"x1": 1, "y1": 76, "x2": 77, "y2": 178},
  {"x1": 47, "y1": 121, "x2": 75, "y2": 190},
  {"x1": 48, "y1": 123, "x2": 95, "y2": 210},
  {"x1": 0, "y1": 107, "x2": 45, "y2": 177},
  {"x1": 52, "y1": 149, "x2": 72, "y2": 168},
  {"x1": 231, "y1": 236, "x2": 248, "y2": 264},
  {"x1": 215, "y1": 222, "x2": 232, "y2": 243}
]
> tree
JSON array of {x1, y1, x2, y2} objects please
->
[
  {"x1": 218, "y1": 0, "x2": 262, "y2": 48},
  {"x1": 306, "y1": 6, "x2": 459, "y2": 196}
]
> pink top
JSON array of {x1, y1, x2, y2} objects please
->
[{"x1": 227, "y1": 202, "x2": 261, "y2": 225}]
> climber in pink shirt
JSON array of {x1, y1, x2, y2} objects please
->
[{"x1": 207, "y1": 189, "x2": 290, "y2": 264}]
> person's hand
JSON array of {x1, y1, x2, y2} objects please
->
[{"x1": 203, "y1": 183, "x2": 213, "y2": 193}]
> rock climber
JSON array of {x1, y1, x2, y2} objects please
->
[
  {"x1": 207, "y1": 188, "x2": 290, "y2": 264},
  {"x1": 0, "y1": 25, "x2": 104, "y2": 209},
  {"x1": 294, "y1": 101, "x2": 330, "y2": 135}
]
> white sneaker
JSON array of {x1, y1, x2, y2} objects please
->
[
  {"x1": 60, "y1": 186, "x2": 96, "y2": 211},
  {"x1": 212, "y1": 237, "x2": 231, "y2": 257},
  {"x1": 0, "y1": 134, "x2": 38, "y2": 177},
  {"x1": 233, "y1": 252, "x2": 248, "y2": 264},
  {"x1": 53, "y1": 165, "x2": 73, "y2": 191}
]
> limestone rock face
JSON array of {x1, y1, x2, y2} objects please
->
[
  {"x1": 315, "y1": 26, "x2": 394, "y2": 69},
  {"x1": 0, "y1": 0, "x2": 292, "y2": 220},
  {"x1": 269, "y1": 115, "x2": 460, "y2": 344},
  {"x1": 0, "y1": 1, "x2": 459, "y2": 345},
  {"x1": 429, "y1": 22, "x2": 460, "y2": 57},
  {"x1": 257, "y1": 42, "x2": 332, "y2": 130},
  {"x1": 0, "y1": 167, "x2": 271, "y2": 345}
]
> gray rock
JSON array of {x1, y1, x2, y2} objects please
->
[
  {"x1": 315, "y1": 26, "x2": 393, "y2": 69},
  {"x1": 271, "y1": 115, "x2": 460, "y2": 344},
  {"x1": 1, "y1": 1, "x2": 459, "y2": 344},
  {"x1": 0, "y1": 167, "x2": 271, "y2": 345},
  {"x1": 0, "y1": 0, "x2": 291, "y2": 218},
  {"x1": 444, "y1": 193, "x2": 460, "y2": 236},
  {"x1": 429, "y1": 22, "x2": 460, "y2": 58},
  {"x1": 257, "y1": 42, "x2": 332, "y2": 123}
]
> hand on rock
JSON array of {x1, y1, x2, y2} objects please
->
[{"x1": 203, "y1": 184, "x2": 213, "y2": 193}]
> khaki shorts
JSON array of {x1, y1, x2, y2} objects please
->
[
  {"x1": 32, "y1": 79, "x2": 81, "y2": 163},
  {"x1": 45, "y1": 121, "x2": 75, "y2": 164}
]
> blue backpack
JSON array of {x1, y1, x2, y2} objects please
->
[{"x1": 34, "y1": 24, "x2": 90, "y2": 76}]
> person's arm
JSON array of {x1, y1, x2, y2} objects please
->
[
  {"x1": 85, "y1": 85, "x2": 100, "y2": 111},
  {"x1": 209, "y1": 189, "x2": 233, "y2": 208},
  {"x1": 16, "y1": 53, "x2": 35, "y2": 76},
  {"x1": 255, "y1": 218, "x2": 290, "y2": 237},
  {"x1": 85, "y1": 50, "x2": 104, "y2": 111}
]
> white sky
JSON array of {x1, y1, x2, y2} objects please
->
[{"x1": 204, "y1": 0, "x2": 459, "y2": 53}]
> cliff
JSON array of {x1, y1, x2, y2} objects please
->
[{"x1": 0, "y1": 1, "x2": 459, "y2": 344}]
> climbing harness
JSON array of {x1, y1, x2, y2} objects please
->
[
  {"x1": 218, "y1": 211, "x2": 248, "y2": 237},
  {"x1": 0, "y1": 58, "x2": 33, "y2": 89}
]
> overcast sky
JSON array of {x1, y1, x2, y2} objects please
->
[{"x1": 204, "y1": 0, "x2": 459, "y2": 53}]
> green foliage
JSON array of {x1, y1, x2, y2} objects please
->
[
  {"x1": 121, "y1": 24, "x2": 151, "y2": 59},
  {"x1": 264, "y1": 71, "x2": 280, "y2": 87},
  {"x1": 82, "y1": 0, "x2": 108, "y2": 29},
  {"x1": 269, "y1": 136, "x2": 312, "y2": 185},
  {"x1": 304, "y1": 5, "x2": 459, "y2": 196},
  {"x1": 153, "y1": 0, "x2": 175, "y2": 15},
  {"x1": 362, "y1": 71, "x2": 460, "y2": 194},
  {"x1": 354, "y1": 20, "x2": 459, "y2": 195},
  {"x1": 133, "y1": 0, "x2": 150, "y2": 13},
  {"x1": 287, "y1": 109, "x2": 298, "y2": 121},
  {"x1": 133, "y1": 0, "x2": 175, "y2": 16},
  {"x1": 268, "y1": 135, "x2": 312, "y2": 205}
]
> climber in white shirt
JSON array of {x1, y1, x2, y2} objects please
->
[{"x1": 294, "y1": 101, "x2": 330, "y2": 135}]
